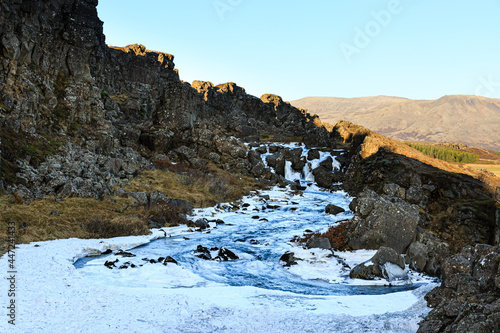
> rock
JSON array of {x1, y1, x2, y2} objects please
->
[
  {"x1": 306, "y1": 237, "x2": 332, "y2": 250},
  {"x1": 127, "y1": 191, "x2": 149, "y2": 206},
  {"x1": 163, "y1": 256, "x2": 178, "y2": 265},
  {"x1": 312, "y1": 167, "x2": 334, "y2": 189},
  {"x1": 215, "y1": 247, "x2": 239, "y2": 261},
  {"x1": 104, "y1": 259, "x2": 119, "y2": 269},
  {"x1": 418, "y1": 244, "x2": 500, "y2": 333},
  {"x1": 371, "y1": 246, "x2": 405, "y2": 270},
  {"x1": 115, "y1": 250, "x2": 136, "y2": 258},
  {"x1": 325, "y1": 204, "x2": 345, "y2": 215},
  {"x1": 349, "y1": 247, "x2": 407, "y2": 281},
  {"x1": 319, "y1": 156, "x2": 334, "y2": 171},
  {"x1": 279, "y1": 252, "x2": 298, "y2": 267},
  {"x1": 13, "y1": 185, "x2": 34, "y2": 204},
  {"x1": 406, "y1": 241, "x2": 429, "y2": 272},
  {"x1": 194, "y1": 245, "x2": 212, "y2": 260},
  {"x1": 307, "y1": 149, "x2": 320, "y2": 160},
  {"x1": 347, "y1": 189, "x2": 419, "y2": 254},
  {"x1": 194, "y1": 218, "x2": 210, "y2": 230},
  {"x1": 255, "y1": 146, "x2": 267, "y2": 154},
  {"x1": 406, "y1": 186, "x2": 423, "y2": 204},
  {"x1": 149, "y1": 191, "x2": 169, "y2": 206}
]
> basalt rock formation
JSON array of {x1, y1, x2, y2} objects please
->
[{"x1": 0, "y1": 0, "x2": 333, "y2": 198}]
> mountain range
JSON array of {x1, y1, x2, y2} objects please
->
[{"x1": 292, "y1": 95, "x2": 500, "y2": 151}]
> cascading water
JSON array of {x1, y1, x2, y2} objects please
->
[{"x1": 74, "y1": 142, "x2": 434, "y2": 315}]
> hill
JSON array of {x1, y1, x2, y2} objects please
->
[{"x1": 292, "y1": 95, "x2": 500, "y2": 151}]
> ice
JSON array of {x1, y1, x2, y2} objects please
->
[{"x1": 0, "y1": 144, "x2": 438, "y2": 333}]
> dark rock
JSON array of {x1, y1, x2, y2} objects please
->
[
  {"x1": 115, "y1": 250, "x2": 136, "y2": 258},
  {"x1": 194, "y1": 218, "x2": 209, "y2": 229},
  {"x1": 406, "y1": 241, "x2": 429, "y2": 272},
  {"x1": 418, "y1": 244, "x2": 500, "y2": 333},
  {"x1": 215, "y1": 247, "x2": 239, "y2": 261},
  {"x1": 312, "y1": 167, "x2": 334, "y2": 189},
  {"x1": 163, "y1": 256, "x2": 178, "y2": 265},
  {"x1": 319, "y1": 156, "x2": 334, "y2": 171},
  {"x1": 279, "y1": 252, "x2": 298, "y2": 266},
  {"x1": 349, "y1": 247, "x2": 407, "y2": 281},
  {"x1": 149, "y1": 191, "x2": 169, "y2": 206},
  {"x1": 307, "y1": 149, "x2": 320, "y2": 160},
  {"x1": 104, "y1": 259, "x2": 119, "y2": 269},
  {"x1": 347, "y1": 189, "x2": 419, "y2": 254},
  {"x1": 194, "y1": 245, "x2": 212, "y2": 260},
  {"x1": 306, "y1": 237, "x2": 332, "y2": 250},
  {"x1": 325, "y1": 204, "x2": 345, "y2": 215},
  {"x1": 101, "y1": 249, "x2": 113, "y2": 255}
]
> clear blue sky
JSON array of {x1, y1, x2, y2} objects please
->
[{"x1": 97, "y1": 0, "x2": 500, "y2": 102}]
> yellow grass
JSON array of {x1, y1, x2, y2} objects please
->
[
  {"x1": 464, "y1": 164, "x2": 500, "y2": 177},
  {"x1": 0, "y1": 195, "x2": 150, "y2": 255},
  {"x1": 125, "y1": 165, "x2": 262, "y2": 208}
]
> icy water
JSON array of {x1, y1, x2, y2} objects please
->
[{"x1": 75, "y1": 144, "x2": 432, "y2": 297}]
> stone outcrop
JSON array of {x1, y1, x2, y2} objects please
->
[
  {"x1": 347, "y1": 189, "x2": 420, "y2": 254},
  {"x1": 418, "y1": 244, "x2": 500, "y2": 332},
  {"x1": 0, "y1": 0, "x2": 335, "y2": 196}
]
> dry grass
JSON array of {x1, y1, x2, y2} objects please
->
[
  {"x1": 0, "y1": 161, "x2": 265, "y2": 255},
  {"x1": 0, "y1": 195, "x2": 152, "y2": 255},
  {"x1": 125, "y1": 162, "x2": 263, "y2": 208},
  {"x1": 291, "y1": 221, "x2": 352, "y2": 251}
]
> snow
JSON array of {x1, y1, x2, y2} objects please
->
[{"x1": 0, "y1": 145, "x2": 438, "y2": 332}]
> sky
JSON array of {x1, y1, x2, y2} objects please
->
[{"x1": 97, "y1": 0, "x2": 500, "y2": 102}]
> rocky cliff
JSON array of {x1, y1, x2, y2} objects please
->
[{"x1": 0, "y1": 0, "x2": 332, "y2": 198}]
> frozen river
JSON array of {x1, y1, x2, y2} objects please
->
[{"x1": 0, "y1": 144, "x2": 437, "y2": 332}]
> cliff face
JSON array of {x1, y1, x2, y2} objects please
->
[{"x1": 0, "y1": 0, "x2": 332, "y2": 194}]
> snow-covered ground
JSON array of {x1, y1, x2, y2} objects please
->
[{"x1": 1, "y1": 145, "x2": 438, "y2": 332}]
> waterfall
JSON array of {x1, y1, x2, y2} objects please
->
[
  {"x1": 284, "y1": 161, "x2": 301, "y2": 181},
  {"x1": 303, "y1": 162, "x2": 314, "y2": 182}
]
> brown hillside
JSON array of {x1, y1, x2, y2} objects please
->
[
  {"x1": 293, "y1": 95, "x2": 500, "y2": 151},
  {"x1": 333, "y1": 120, "x2": 500, "y2": 189}
]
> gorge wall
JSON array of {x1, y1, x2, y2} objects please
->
[{"x1": 0, "y1": 0, "x2": 332, "y2": 197}]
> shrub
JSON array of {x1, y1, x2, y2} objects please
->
[
  {"x1": 82, "y1": 215, "x2": 149, "y2": 239},
  {"x1": 291, "y1": 221, "x2": 352, "y2": 251}
]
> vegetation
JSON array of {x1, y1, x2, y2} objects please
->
[
  {"x1": 0, "y1": 160, "x2": 265, "y2": 255},
  {"x1": 127, "y1": 161, "x2": 264, "y2": 208},
  {"x1": 405, "y1": 142, "x2": 479, "y2": 163}
]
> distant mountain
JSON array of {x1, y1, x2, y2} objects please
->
[{"x1": 292, "y1": 95, "x2": 500, "y2": 151}]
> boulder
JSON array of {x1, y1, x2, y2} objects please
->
[
  {"x1": 418, "y1": 245, "x2": 500, "y2": 333},
  {"x1": 319, "y1": 156, "x2": 334, "y2": 171},
  {"x1": 312, "y1": 167, "x2": 334, "y2": 189},
  {"x1": 307, "y1": 149, "x2": 320, "y2": 161},
  {"x1": 194, "y1": 218, "x2": 210, "y2": 230},
  {"x1": 349, "y1": 247, "x2": 407, "y2": 281},
  {"x1": 306, "y1": 237, "x2": 332, "y2": 250},
  {"x1": 279, "y1": 252, "x2": 299, "y2": 266},
  {"x1": 406, "y1": 241, "x2": 429, "y2": 272},
  {"x1": 347, "y1": 189, "x2": 419, "y2": 254},
  {"x1": 215, "y1": 247, "x2": 239, "y2": 261},
  {"x1": 325, "y1": 204, "x2": 345, "y2": 215}
]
